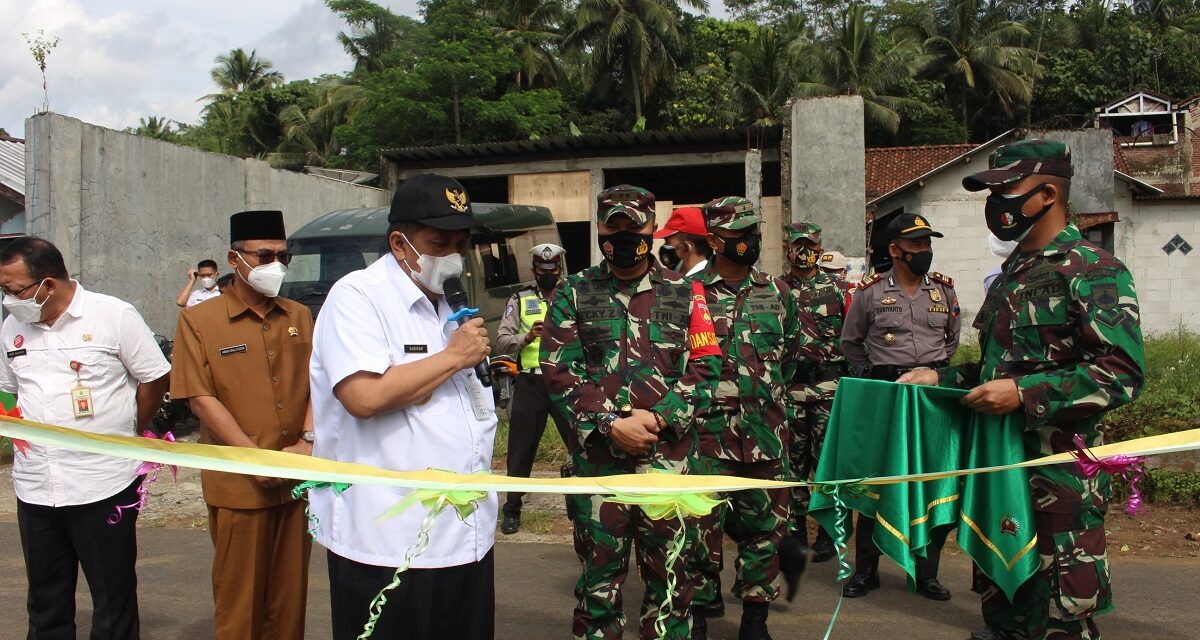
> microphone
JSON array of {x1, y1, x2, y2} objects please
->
[{"x1": 443, "y1": 276, "x2": 492, "y2": 387}]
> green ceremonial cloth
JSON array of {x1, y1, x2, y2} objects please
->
[{"x1": 809, "y1": 378, "x2": 1038, "y2": 601}]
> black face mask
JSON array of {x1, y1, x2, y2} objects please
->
[
  {"x1": 899, "y1": 250, "x2": 933, "y2": 276},
  {"x1": 789, "y1": 246, "x2": 819, "y2": 270},
  {"x1": 599, "y1": 231, "x2": 652, "y2": 269},
  {"x1": 719, "y1": 232, "x2": 761, "y2": 266},
  {"x1": 535, "y1": 272, "x2": 559, "y2": 291},
  {"x1": 985, "y1": 183, "x2": 1052, "y2": 242},
  {"x1": 657, "y1": 244, "x2": 681, "y2": 271}
]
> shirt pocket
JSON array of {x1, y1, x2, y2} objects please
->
[
  {"x1": 1010, "y1": 296, "x2": 1072, "y2": 363},
  {"x1": 579, "y1": 319, "x2": 619, "y2": 376},
  {"x1": 927, "y1": 312, "x2": 948, "y2": 329},
  {"x1": 648, "y1": 322, "x2": 688, "y2": 377},
  {"x1": 69, "y1": 346, "x2": 124, "y2": 387},
  {"x1": 747, "y1": 316, "x2": 784, "y2": 361},
  {"x1": 873, "y1": 311, "x2": 904, "y2": 331}
]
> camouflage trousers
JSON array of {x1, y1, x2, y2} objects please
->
[
  {"x1": 690, "y1": 457, "x2": 790, "y2": 605},
  {"x1": 788, "y1": 388, "x2": 834, "y2": 528},
  {"x1": 973, "y1": 467, "x2": 1112, "y2": 640},
  {"x1": 567, "y1": 492, "x2": 697, "y2": 640}
]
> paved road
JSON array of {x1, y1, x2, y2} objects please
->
[{"x1": 0, "y1": 522, "x2": 1191, "y2": 640}]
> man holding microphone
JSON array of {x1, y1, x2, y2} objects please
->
[{"x1": 308, "y1": 174, "x2": 496, "y2": 640}]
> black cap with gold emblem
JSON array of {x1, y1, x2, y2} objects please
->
[
  {"x1": 388, "y1": 173, "x2": 479, "y2": 230},
  {"x1": 886, "y1": 212, "x2": 944, "y2": 242}
]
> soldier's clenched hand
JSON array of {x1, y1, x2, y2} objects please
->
[
  {"x1": 446, "y1": 318, "x2": 490, "y2": 368},
  {"x1": 897, "y1": 369, "x2": 939, "y2": 386},
  {"x1": 961, "y1": 379, "x2": 1022, "y2": 415},
  {"x1": 610, "y1": 412, "x2": 659, "y2": 455}
]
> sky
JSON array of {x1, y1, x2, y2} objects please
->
[{"x1": 0, "y1": 0, "x2": 728, "y2": 138}]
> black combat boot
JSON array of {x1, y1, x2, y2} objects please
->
[
  {"x1": 737, "y1": 601, "x2": 772, "y2": 640},
  {"x1": 777, "y1": 535, "x2": 808, "y2": 601},
  {"x1": 811, "y1": 526, "x2": 837, "y2": 563},
  {"x1": 841, "y1": 564, "x2": 880, "y2": 598},
  {"x1": 691, "y1": 608, "x2": 708, "y2": 640}
]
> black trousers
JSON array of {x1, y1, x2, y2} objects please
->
[
  {"x1": 327, "y1": 549, "x2": 495, "y2": 640},
  {"x1": 18, "y1": 478, "x2": 142, "y2": 640},
  {"x1": 504, "y1": 372, "x2": 570, "y2": 516},
  {"x1": 855, "y1": 513, "x2": 949, "y2": 581}
]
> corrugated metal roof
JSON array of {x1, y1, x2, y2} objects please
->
[
  {"x1": 381, "y1": 126, "x2": 782, "y2": 166},
  {"x1": 0, "y1": 136, "x2": 24, "y2": 202}
]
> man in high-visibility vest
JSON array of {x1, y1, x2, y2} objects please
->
[{"x1": 495, "y1": 243, "x2": 571, "y2": 534}]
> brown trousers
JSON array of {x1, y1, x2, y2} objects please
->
[{"x1": 207, "y1": 500, "x2": 312, "y2": 640}]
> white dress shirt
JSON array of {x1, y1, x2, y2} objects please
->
[
  {"x1": 0, "y1": 283, "x2": 171, "y2": 506},
  {"x1": 686, "y1": 259, "x2": 708, "y2": 277},
  {"x1": 310, "y1": 256, "x2": 497, "y2": 569},
  {"x1": 186, "y1": 286, "x2": 221, "y2": 307}
]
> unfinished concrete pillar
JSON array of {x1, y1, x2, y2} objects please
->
[
  {"x1": 588, "y1": 168, "x2": 604, "y2": 266},
  {"x1": 1030, "y1": 129, "x2": 1114, "y2": 214},
  {"x1": 788, "y1": 96, "x2": 866, "y2": 256}
]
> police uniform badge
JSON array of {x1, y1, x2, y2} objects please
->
[
  {"x1": 884, "y1": 333, "x2": 896, "y2": 345},
  {"x1": 930, "y1": 289, "x2": 941, "y2": 303},
  {"x1": 882, "y1": 296, "x2": 897, "y2": 305}
]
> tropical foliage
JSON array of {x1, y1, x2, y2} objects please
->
[{"x1": 128, "y1": 0, "x2": 1200, "y2": 171}]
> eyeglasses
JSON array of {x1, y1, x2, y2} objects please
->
[
  {"x1": 1, "y1": 280, "x2": 44, "y2": 298},
  {"x1": 237, "y1": 250, "x2": 292, "y2": 266}
]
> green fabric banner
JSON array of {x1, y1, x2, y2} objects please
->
[{"x1": 810, "y1": 378, "x2": 1037, "y2": 600}]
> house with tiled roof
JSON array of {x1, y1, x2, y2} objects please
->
[
  {"x1": 0, "y1": 135, "x2": 26, "y2": 237},
  {"x1": 862, "y1": 119, "x2": 1198, "y2": 334}
]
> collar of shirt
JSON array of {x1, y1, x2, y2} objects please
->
[
  {"x1": 385, "y1": 254, "x2": 435, "y2": 312},
  {"x1": 697, "y1": 261, "x2": 769, "y2": 289},
  {"x1": 29, "y1": 279, "x2": 85, "y2": 328},
  {"x1": 685, "y1": 259, "x2": 708, "y2": 277},
  {"x1": 590, "y1": 259, "x2": 672, "y2": 293},
  {"x1": 222, "y1": 281, "x2": 280, "y2": 320},
  {"x1": 1004, "y1": 224, "x2": 1082, "y2": 277}
]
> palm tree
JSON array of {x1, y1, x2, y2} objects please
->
[
  {"x1": 131, "y1": 116, "x2": 175, "y2": 140},
  {"x1": 275, "y1": 78, "x2": 366, "y2": 166},
  {"x1": 565, "y1": 0, "x2": 709, "y2": 122},
  {"x1": 483, "y1": 0, "x2": 566, "y2": 88},
  {"x1": 793, "y1": 4, "x2": 923, "y2": 133},
  {"x1": 729, "y1": 16, "x2": 810, "y2": 125},
  {"x1": 205, "y1": 48, "x2": 284, "y2": 101},
  {"x1": 914, "y1": 0, "x2": 1037, "y2": 131}
]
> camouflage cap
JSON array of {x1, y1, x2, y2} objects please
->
[
  {"x1": 701, "y1": 196, "x2": 760, "y2": 231},
  {"x1": 786, "y1": 221, "x2": 822, "y2": 244},
  {"x1": 596, "y1": 185, "x2": 656, "y2": 225},
  {"x1": 963, "y1": 139, "x2": 1074, "y2": 192}
]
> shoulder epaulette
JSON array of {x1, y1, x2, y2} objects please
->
[
  {"x1": 929, "y1": 272, "x2": 954, "y2": 287},
  {"x1": 857, "y1": 274, "x2": 882, "y2": 290}
]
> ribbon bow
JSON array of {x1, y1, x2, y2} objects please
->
[
  {"x1": 0, "y1": 405, "x2": 30, "y2": 457},
  {"x1": 376, "y1": 488, "x2": 488, "y2": 523},
  {"x1": 292, "y1": 480, "x2": 354, "y2": 541},
  {"x1": 604, "y1": 491, "x2": 724, "y2": 521},
  {"x1": 1071, "y1": 434, "x2": 1146, "y2": 517},
  {"x1": 108, "y1": 431, "x2": 178, "y2": 524}
]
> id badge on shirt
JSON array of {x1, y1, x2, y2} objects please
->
[
  {"x1": 72, "y1": 386, "x2": 95, "y2": 418},
  {"x1": 464, "y1": 372, "x2": 492, "y2": 421},
  {"x1": 69, "y1": 360, "x2": 95, "y2": 419}
]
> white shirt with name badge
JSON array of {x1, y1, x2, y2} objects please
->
[
  {"x1": 186, "y1": 286, "x2": 221, "y2": 307},
  {"x1": 0, "y1": 283, "x2": 172, "y2": 506},
  {"x1": 310, "y1": 256, "x2": 497, "y2": 569}
]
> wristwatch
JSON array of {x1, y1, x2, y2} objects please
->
[
  {"x1": 596, "y1": 412, "x2": 619, "y2": 436},
  {"x1": 300, "y1": 431, "x2": 316, "y2": 444}
]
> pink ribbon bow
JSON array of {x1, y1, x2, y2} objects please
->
[
  {"x1": 1071, "y1": 434, "x2": 1146, "y2": 517},
  {"x1": 108, "y1": 431, "x2": 177, "y2": 525}
]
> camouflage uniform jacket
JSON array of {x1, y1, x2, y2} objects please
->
[
  {"x1": 540, "y1": 260, "x2": 721, "y2": 474},
  {"x1": 696, "y1": 263, "x2": 806, "y2": 463},
  {"x1": 939, "y1": 224, "x2": 1146, "y2": 460},
  {"x1": 781, "y1": 270, "x2": 847, "y2": 396}
]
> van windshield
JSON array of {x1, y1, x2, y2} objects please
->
[
  {"x1": 471, "y1": 227, "x2": 563, "y2": 289},
  {"x1": 280, "y1": 236, "x2": 389, "y2": 315}
]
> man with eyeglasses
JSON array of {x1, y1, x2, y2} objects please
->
[
  {"x1": 0, "y1": 236, "x2": 170, "y2": 639},
  {"x1": 171, "y1": 210, "x2": 315, "y2": 640}
]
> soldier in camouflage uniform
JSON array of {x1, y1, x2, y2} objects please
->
[
  {"x1": 778, "y1": 222, "x2": 847, "y2": 563},
  {"x1": 689, "y1": 197, "x2": 808, "y2": 640},
  {"x1": 902, "y1": 140, "x2": 1146, "y2": 640},
  {"x1": 541, "y1": 185, "x2": 722, "y2": 640}
]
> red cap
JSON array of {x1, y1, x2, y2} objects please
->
[{"x1": 653, "y1": 207, "x2": 707, "y2": 239}]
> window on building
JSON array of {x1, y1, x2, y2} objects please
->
[{"x1": 1096, "y1": 92, "x2": 1179, "y2": 146}]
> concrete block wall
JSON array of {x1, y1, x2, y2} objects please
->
[
  {"x1": 25, "y1": 113, "x2": 388, "y2": 335},
  {"x1": 1127, "y1": 199, "x2": 1200, "y2": 333}
]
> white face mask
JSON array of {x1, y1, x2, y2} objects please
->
[
  {"x1": 3, "y1": 280, "x2": 49, "y2": 324},
  {"x1": 400, "y1": 233, "x2": 464, "y2": 295},
  {"x1": 237, "y1": 254, "x2": 286, "y2": 298},
  {"x1": 199, "y1": 276, "x2": 217, "y2": 290}
]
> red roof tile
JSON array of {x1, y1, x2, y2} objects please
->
[
  {"x1": 865, "y1": 144, "x2": 977, "y2": 200},
  {"x1": 1112, "y1": 143, "x2": 1131, "y2": 174}
]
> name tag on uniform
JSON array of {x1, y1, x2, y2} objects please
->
[
  {"x1": 464, "y1": 372, "x2": 492, "y2": 421},
  {"x1": 219, "y1": 344, "x2": 247, "y2": 357},
  {"x1": 524, "y1": 299, "x2": 541, "y2": 314},
  {"x1": 6, "y1": 349, "x2": 25, "y2": 359},
  {"x1": 404, "y1": 344, "x2": 428, "y2": 354}
]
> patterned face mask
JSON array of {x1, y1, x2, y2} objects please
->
[{"x1": 985, "y1": 183, "x2": 1051, "y2": 242}]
